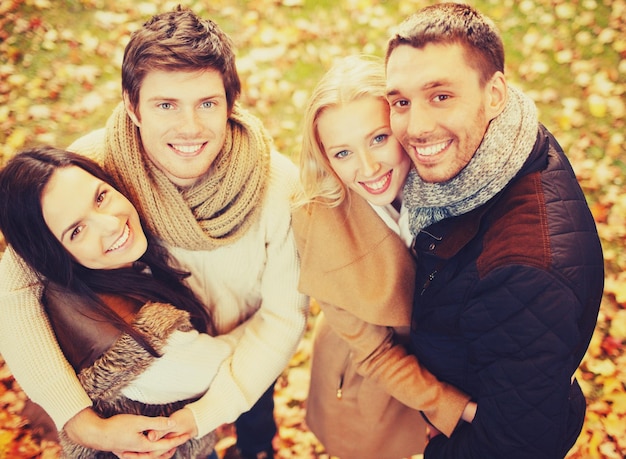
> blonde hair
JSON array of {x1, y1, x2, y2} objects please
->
[{"x1": 295, "y1": 55, "x2": 387, "y2": 208}]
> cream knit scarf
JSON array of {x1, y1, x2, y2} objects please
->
[
  {"x1": 404, "y1": 85, "x2": 538, "y2": 236},
  {"x1": 103, "y1": 102, "x2": 271, "y2": 251}
]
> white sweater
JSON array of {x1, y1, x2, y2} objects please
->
[
  {"x1": 0, "y1": 129, "x2": 308, "y2": 438},
  {"x1": 368, "y1": 201, "x2": 412, "y2": 245}
]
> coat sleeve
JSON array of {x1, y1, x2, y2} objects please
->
[
  {"x1": 424, "y1": 266, "x2": 586, "y2": 458},
  {"x1": 0, "y1": 247, "x2": 92, "y2": 429},
  {"x1": 292, "y1": 196, "x2": 470, "y2": 436},
  {"x1": 319, "y1": 300, "x2": 470, "y2": 436}
]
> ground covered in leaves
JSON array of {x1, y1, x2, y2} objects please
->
[{"x1": 1, "y1": 0, "x2": 625, "y2": 457}]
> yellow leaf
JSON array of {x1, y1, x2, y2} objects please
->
[
  {"x1": 609, "y1": 309, "x2": 626, "y2": 339},
  {"x1": 602, "y1": 376, "x2": 625, "y2": 396},
  {"x1": 6, "y1": 74, "x2": 27, "y2": 87},
  {"x1": 602, "y1": 412, "x2": 624, "y2": 438},
  {"x1": 0, "y1": 106, "x2": 9, "y2": 123},
  {"x1": 588, "y1": 94, "x2": 607, "y2": 118},
  {"x1": 0, "y1": 429, "x2": 18, "y2": 454},
  {"x1": 607, "y1": 96, "x2": 625, "y2": 120},
  {"x1": 587, "y1": 428, "x2": 605, "y2": 458},
  {"x1": 557, "y1": 113, "x2": 572, "y2": 130},
  {"x1": 586, "y1": 358, "x2": 616, "y2": 376},
  {"x1": 5, "y1": 129, "x2": 27, "y2": 151},
  {"x1": 606, "y1": 392, "x2": 626, "y2": 415},
  {"x1": 555, "y1": 3, "x2": 576, "y2": 19},
  {"x1": 604, "y1": 274, "x2": 626, "y2": 305}
]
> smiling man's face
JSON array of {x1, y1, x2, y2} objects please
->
[
  {"x1": 386, "y1": 42, "x2": 505, "y2": 183},
  {"x1": 125, "y1": 68, "x2": 229, "y2": 188}
]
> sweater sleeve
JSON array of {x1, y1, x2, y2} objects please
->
[
  {"x1": 121, "y1": 329, "x2": 234, "y2": 404},
  {"x1": 0, "y1": 248, "x2": 92, "y2": 429},
  {"x1": 185, "y1": 153, "x2": 309, "y2": 437},
  {"x1": 318, "y1": 300, "x2": 469, "y2": 437},
  {"x1": 67, "y1": 128, "x2": 107, "y2": 164},
  {"x1": 0, "y1": 130, "x2": 107, "y2": 429}
]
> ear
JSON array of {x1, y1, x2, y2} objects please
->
[
  {"x1": 123, "y1": 92, "x2": 141, "y2": 127},
  {"x1": 484, "y1": 71, "x2": 507, "y2": 121}
]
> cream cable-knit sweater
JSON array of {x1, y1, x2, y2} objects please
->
[{"x1": 0, "y1": 128, "x2": 308, "y2": 438}]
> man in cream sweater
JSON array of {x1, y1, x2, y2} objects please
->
[{"x1": 0, "y1": 7, "x2": 307, "y2": 459}]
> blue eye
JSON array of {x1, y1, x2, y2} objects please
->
[
  {"x1": 373, "y1": 134, "x2": 388, "y2": 145},
  {"x1": 334, "y1": 150, "x2": 350, "y2": 159}
]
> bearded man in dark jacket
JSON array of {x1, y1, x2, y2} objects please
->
[{"x1": 385, "y1": 3, "x2": 603, "y2": 458}]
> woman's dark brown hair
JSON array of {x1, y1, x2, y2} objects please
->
[{"x1": 0, "y1": 146, "x2": 214, "y2": 355}]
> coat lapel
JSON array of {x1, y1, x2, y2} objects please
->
[{"x1": 292, "y1": 191, "x2": 415, "y2": 326}]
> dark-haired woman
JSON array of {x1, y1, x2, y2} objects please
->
[{"x1": 0, "y1": 146, "x2": 233, "y2": 459}]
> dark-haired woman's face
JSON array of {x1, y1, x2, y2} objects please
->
[{"x1": 41, "y1": 166, "x2": 148, "y2": 269}]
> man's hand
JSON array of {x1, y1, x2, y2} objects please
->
[
  {"x1": 64, "y1": 408, "x2": 190, "y2": 458},
  {"x1": 145, "y1": 407, "x2": 199, "y2": 442},
  {"x1": 120, "y1": 408, "x2": 199, "y2": 459}
]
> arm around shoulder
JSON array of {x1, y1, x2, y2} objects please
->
[{"x1": 67, "y1": 128, "x2": 106, "y2": 164}]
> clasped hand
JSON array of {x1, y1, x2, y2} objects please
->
[{"x1": 64, "y1": 407, "x2": 199, "y2": 459}]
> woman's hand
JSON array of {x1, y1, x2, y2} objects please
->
[
  {"x1": 461, "y1": 400, "x2": 477, "y2": 423},
  {"x1": 427, "y1": 425, "x2": 442, "y2": 440},
  {"x1": 145, "y1": 407, "x2": 199, "y2": 442},
  {"x1": 64, "y1": 407, "x2": 190, "y2": 458},
  {"x1": 126, "y1": 407, "x2": 199, "y2": 459}
]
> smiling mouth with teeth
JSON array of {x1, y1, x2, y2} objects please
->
[
  {"x1": 172, "y1": 144, "x2": 204, "y2": 154},
  {"x1": 107, "y1": 224, "x2": 130, "y2": 252},
  {"x1": 361, "y1": 170, "x2": 392, "y2": 193},
  {"x1": 415, "y1": 140, "x2": 451, "y2": 157}
]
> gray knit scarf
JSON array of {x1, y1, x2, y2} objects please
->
[{"x1": 404, "y1": 85, "x2": 538, "y2": 236}]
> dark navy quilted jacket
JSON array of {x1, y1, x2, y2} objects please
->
[{"x1": 410, "y1": 125, "x2": 604, "y2": 459}]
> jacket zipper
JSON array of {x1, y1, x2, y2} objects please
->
[
  {"x1": 336, "y1": 352, "x2": 351, "y2": 399},
  {"x1": 420, "y1": 269, "x2": 438, "y2": 296},
  {"x1": 420, "y1": 259, "x2": 446, "y2": 296}
]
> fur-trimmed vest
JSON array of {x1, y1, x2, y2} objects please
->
[{"x1": 43, "y1": 284, "x2": 216, "y2": 459}]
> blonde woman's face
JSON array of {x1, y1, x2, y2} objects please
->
[
  {"x1": 41, "y1": 166, "x2": 148, "y2": 270},
  {"x1": 318, "y1": 96, "x2": 411, "y2": 207}
]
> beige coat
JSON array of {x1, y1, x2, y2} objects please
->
[{"x1": 292, "y1": 192, "x2": 470, "y2": 459}]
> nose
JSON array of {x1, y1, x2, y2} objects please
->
[
  {"x1": 179, "y1": 107, "x2": 203, "y2": 135},
  {"x1": 358, "y1": 150, "x2": 381, "y2": 177},
  {"x1": 93, "y1": 212, "x2": 120, "y2": 236},
  {"x1": 406, "y1": 105, "x2": 435, "y2": 140}
]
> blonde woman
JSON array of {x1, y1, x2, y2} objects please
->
[{"x1": 292, "y1": 55, "x2": 476, "y2": 458}]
